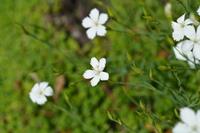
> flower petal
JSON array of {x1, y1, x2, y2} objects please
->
[
  {"x1": 98, "y1": 13, "x2": 108, "y2": 24},
  {"x1": 31, "y1": 83, "x2": 40, "y2": 93},
  {"x1": 86, "y1": 27, "x2": 97, "y2": 39},
  {"x1": 36, "y1": 95, "x2": 47, "y2": 105},
  {"x1": 172, "y1": 30, "x2": 184, "y2": 41},
  {"x1": 100, "y1": 72, "x2": 109, "y2": 81},
  {"x1": 184, "y1": 25, "x2": 196, "y2": 40},
  {"x1": 83, "y1": 70, "x2": 96, "y2": 79},
  {"x1": 173, "y1": 42, "x2": 186, "y2": 61},
  {"x1": 90, "y1": 76, "x2": 100, "y2": 87},
  {"x1": 197, "y1": 25, "x2": 200, "y2": 39},
  {"x1": 29, "y1": 92, "x2": 37, "y2": 103},
  {"x1": 193, "y1": 44, "x2": 200, "y2": 60},
  {"x1": 90, "y1": 57, "x2": 99, "y2": 69},
  {"x1": 44, "y1": 87, "x2": 53, "y2": 96},
  {"x1": 180, "y1": 107, "x2": 196, "y2": 126},
  {"x1": 172, "y1": 122, "x2": 190, "y2": 133},
  {"x1": 197, "y1": 110, "x2": 200, "y2": 123},
  {"x1": 172, "y1": 22, "x2": 180, "y2": 30},
  {"x1": 187, "y1": 61, "x2": 195, "y2": 69},
  {"x1": 89, "y1": 8, "x2": 99, "y2": 22},
  {"x1": 177, "y1": 14, "x2": 185, "y2": 23},
  {"x1": 98, "y1": 58, "x2": 106, "y2": 71},
  {"x1": 96, "y1": 25, "x2": 107, "y2": 36},
  {"x1": 197, "y1": 6, "x2": 200, "y2": 16},
  {"x1": 39, "y1": 82, "x2": 48, "y2": 89},
  {"x1": 82, "y1": 17, "x2": 94, "y2": 28},
  {"x1": 181, "y1": 40, "x2": 193, "y2": 53},
  {"x1": 184, "y1": 19, "x2": 193, "y2": 25}
]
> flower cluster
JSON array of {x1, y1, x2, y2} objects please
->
[
  {"x1": 28, "y1": 5, "x2": 200, "y2": 133},
  {"x1": 172, "y1": 8, "x2": 200, "y2": 68},
  {"x1": 30, "y1": 8, "x2": 109, "y2": 105}
]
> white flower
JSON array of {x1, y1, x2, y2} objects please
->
[
  {"x1": 82, "y1": 8, "x2": 108, "y2": 39},
  {"x1": 183, "y1": 25, "x2": 200, "y2": 60},
  {"x1": 173, "y1": 41, "x2": 197, "y2": 68},
  {"x1": 29, "y1": 82, "x2": 53, "y2": 105},
  {"x1": 172, "y1": 14, "x2": 193, "y2": 41},
  {"x1": 83, "y1": 57, "x2": 109, "y2": 87},
  {"x1": 197, "y1": 6, "x2": 200, "y2": 16},
  {"x1": 173, "y1": 107, "x2": 200, "y2": 133}
]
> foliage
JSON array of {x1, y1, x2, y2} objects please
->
[{"x1": 0, "y1": 0, "x2": 200, "y2": 132}]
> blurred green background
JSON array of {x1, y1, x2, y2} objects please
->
[{"x1": 1, "y1": 0, "x2": 200, "y2": 132}]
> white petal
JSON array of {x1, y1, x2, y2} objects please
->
[
  {"x1": 86, "y1": 27, "x2": 97, "y2": 39},
  {"x1": 90, "y1": 76, "x2": 100, "y2": 87},
  {"x1": 39, "y1": 82, "x2": 48, "y2": 89},
  {"x1": 184, "y1": 19, "x2": 193, "y2": 25},
  {"x1": 90, "y1": 57, "x2": 99, "y2": 69},
  {"x1": 197, "y1": 7, "x2": 200, "y2": 16},
  {"x1": 172, "y1": 30, "x2": 184, "y2": 41},
  {"x1": 187, "y1": 61, "x2": 195, "y2": 69},
  {"x1": 83, "y1": 70, "x2": 96, "y2": 79},
  {"x1": 184, "y1": 25, "x2": 196, "y2": 40},
  {"x1": 193, "y1": 44, "x2": 200, "y2": 60},
  {"x1": 197, "y1": 25, "x2": 200, "y2": 39},
  {"x1": 177, "y1": 14, "x2": 185, "y2": 23},
  {"x1": 31, "y1": 83, "x2": 40, "y2": 93},
  {"x1": 96, "y1": 25, "x2": 107, "y2": 36},
  {"x1": 44, "y1": 87, "x2": 53, "y2": 96},
  {"x1": 36, "y1": 95, "x2": 47, "y2": 105},
  {"x1": 186, "y1": 51, "x2": 195, "y2": 62},
  {"x1": 173, "y1": 122, "x2": 189, "y2": 133},
  {"x1": 100, "y1": 72, "x2": 109, "y2": 81},
  {"x1": 197, "y1": 110, "x2": 200, "y2": 123},
  {"x1": 29, "y1": 92, "x2": 37, "y2": 103},
  {"x1": 172, "y1": 22, "x2": 180, "y2": 30},
  {"x1": 181, "y1": 40, "x2": 193, "y2": 53},
  {"x1": 173, "y1": 43, "x2": 186, "y2": 61},
  {"x1": 82, "y1": 17, "x2": 94, "y2": 28},
  {"x1": 89, "y1": 8, "x2": 99, "y2": 22},
  {"x1": 98, "y1": 13, "x2": 108, "y2": 24},
  {"x1": 98, "y1": 58, "x2": 106, "y2": 71},
  {"x1": 180, "y1": 107, "x2": 196, "y2": 126}
]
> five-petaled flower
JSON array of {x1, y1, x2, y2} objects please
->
[
  {"x1": 173, "y1": 107, "x2": 200, "y2": 133},
  {"x1": 82, "y1": 8, "x2": 108, "y2": 39},
  {"x1": 29, "y1": 82, "x2": 53, "y2": 105},
  {"x1": 172, "y1": 14, "x2": 193, "y2": 41},
  {"x1": 83, "y1": 57, "x2": 109, "y2": 87}
]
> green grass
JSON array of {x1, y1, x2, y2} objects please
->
[{"x1": 1, "y1": 0, "x2": 200, "y2": 132}]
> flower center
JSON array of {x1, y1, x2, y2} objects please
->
[
  {"x1": 181, "y1": 23, "x2": 185, "y2": 28},
  {"x1": 39, "y1": 90, "x2": 44, "y2": 95},
  {"x1": 191, "y1": 125, "x2": 199, "y2": 133},
  {"x1": 193, "y1": 37, "x2": 200, "y2": 44},
  {"x1": 94, "y1": 21, "x2": 99, "y2": 27}
]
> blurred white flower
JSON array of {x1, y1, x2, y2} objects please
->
[
  {"x1": 197, "y1": 6, "x2": 200, "y2": 16},
  {"x1": 82, "y1": 8, "x2": 108, "y2": 39},
  {"x1": 173, "y1": 41, "x2": 197, "y2": 68},
  {"x1": 29, "y1": 82, "x2": 53, "y2": 105},
  {"x1": 83, "y1": 57, "x2": 109, "y2": 87},
  {"x1": 172, "y1": 14, "x2": 193, "y2": 41},
  {"x1": 173, "y1": 107, "x2": 200, "y2": 133},
  {"x1": 164, "y1": 2, "x2": 172, "y2": 18}
]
